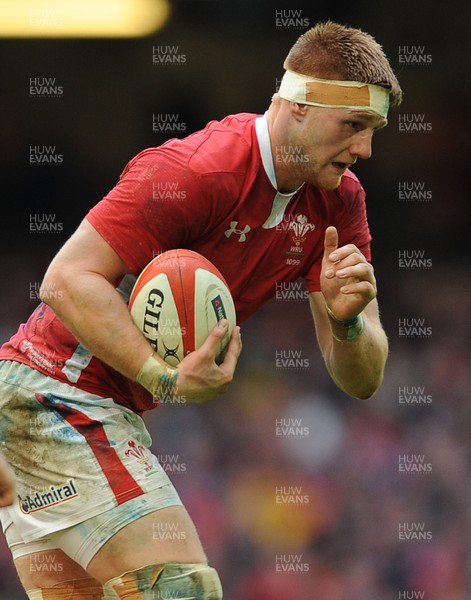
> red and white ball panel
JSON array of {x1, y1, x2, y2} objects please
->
[{"x1": 128, "y1": 249, "x2": 236, "y2": 366}]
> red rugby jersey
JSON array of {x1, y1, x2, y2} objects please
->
[{"x1": 1, "y1": 113, "x2": 371, "y2": 413}]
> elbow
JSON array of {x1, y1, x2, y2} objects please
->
[
  {"x1": 354, "y1": 389, "x2": 377, "y2": 401},
  {"x1": 333, "y1": 365, "x2": 385, "y2": 400},
  {"x1": 351, "y1": 374, "x2": 385, "y2": 400},
  {"x1": 334, "y1": 377, "x2": 382, "y2": 401},
  {"x1": 39, "y1": 268, "x2": 67, "y2": 309}
]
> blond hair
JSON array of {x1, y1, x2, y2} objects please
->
[{"x1": 284, "y1": 21, "x2": 402, "y2": 106}]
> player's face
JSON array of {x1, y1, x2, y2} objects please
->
[{"x1": 287, "y1": 107, "x2": 386, "y2": 190}]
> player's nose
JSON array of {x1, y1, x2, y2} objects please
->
[{"x1": 350, "y1": 130, "x2": 373, "y2": 160}]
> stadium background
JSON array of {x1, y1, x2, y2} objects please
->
[{"x1": 0, "y1": 0, "x2": 469, "y2": 598}]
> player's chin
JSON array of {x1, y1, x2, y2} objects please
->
[
  {"x1": 306, "y1": 165, "x2": 344, "y2": 190},
  {"x1": 316, "y1": 173, "x2": 343, "y2": 191}
]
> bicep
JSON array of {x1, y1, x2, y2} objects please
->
[
  {"x1": 309, "y1": 291, "x2": 382, "y2": 357},
  {"x1": 44, "y1": 219, "x2": 131, "y2": 284}
]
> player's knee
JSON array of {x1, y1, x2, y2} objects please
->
[
  {"x1": 104, "y1": 562, "x2": 223, "y2": 599},
  {"x1": 25, "y1": 578, "x2": 105, "y2": 599}
]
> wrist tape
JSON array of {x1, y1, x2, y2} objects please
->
[
  {"x1": 136, "y1": 355, "x2": 179, "y2": 401},
  {"x1": 325, "y1": 305, "x2": 365, "y2": 342}
]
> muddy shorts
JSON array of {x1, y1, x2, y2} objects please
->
[{"x1": 0, "y1": 360, "x2": 181, "y2": 564}]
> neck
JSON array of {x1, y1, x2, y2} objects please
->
[{"x1": 266, "y1": 103, "x2": 305, "y2": 193}]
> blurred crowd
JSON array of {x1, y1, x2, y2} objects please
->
[{"x1": 1, "y1": 266, "x2": 470, "y2": 599}]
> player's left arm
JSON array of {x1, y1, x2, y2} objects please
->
[{"x1": 309, "y1": 226, "x2": 388, "y2": 399}]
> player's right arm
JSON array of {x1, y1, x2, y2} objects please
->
[{"x1": 40, "y1": 219, "x2": 241, "y2": 403}]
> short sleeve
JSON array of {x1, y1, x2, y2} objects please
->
[{"x1": 86, "y1": 146, "x2": 213, "y2": 274}]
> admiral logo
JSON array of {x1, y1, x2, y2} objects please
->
[
  {"x1": 211, "y1": 294, "x2": 227, "y2": 321},
  {"x1": 19, "y1": 480, "x2": 78, "y2": 514}
]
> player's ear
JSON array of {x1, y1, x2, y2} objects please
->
[{"x1": 289, "y1": 102, "x2": 309, "y2": 122}]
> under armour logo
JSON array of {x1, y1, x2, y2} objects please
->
[{"x1": 224, "y1": 221, "x2": 251, "y2": 242}]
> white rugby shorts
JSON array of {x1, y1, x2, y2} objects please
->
[{"x1": 0, "y1": 360, "x2": 181, "y2": 550}]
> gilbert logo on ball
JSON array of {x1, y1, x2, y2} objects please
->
[{"x1": 128, "y1": 249, "x2": 236, "y2": 366}]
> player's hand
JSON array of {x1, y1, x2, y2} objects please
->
[
  {"x1": 0, "y1": 452, "x2": 15, "y2": 507},
  {"x1": 175, "y1": 320, "x2": 242, "y2": 403},
  {"x1": 321, "y1": 226, "x2": 376, "y2": 321}
]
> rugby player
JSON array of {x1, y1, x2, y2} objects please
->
[{"x1": 0, "y1": 21, "x2": 401, "y2": 599}]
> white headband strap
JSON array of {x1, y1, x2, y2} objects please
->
[{"x1": 278, "y1": 70, "x2": 390, "y2": 120}]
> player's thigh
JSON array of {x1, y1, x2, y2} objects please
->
[
  {"x1": 15, "y1": 549, "x2": 102, "y2": 592},
  {"x1": 87, "y1": 504, "x2": 207, "y2": 584}
]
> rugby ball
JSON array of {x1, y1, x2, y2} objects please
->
[{"x1": 128, "y1": 249, "x2": 236, "y2": 366}]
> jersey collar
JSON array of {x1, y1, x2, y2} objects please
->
[
  {"x1": 255, "y1": 113, "x2": 304, "y2": 229},
  {"x1": 255, "y1": 112, "x2": 304, "y2": 196},
  {"x1": 255, "y1": 113, "x2": 277, "y2": 189}
]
